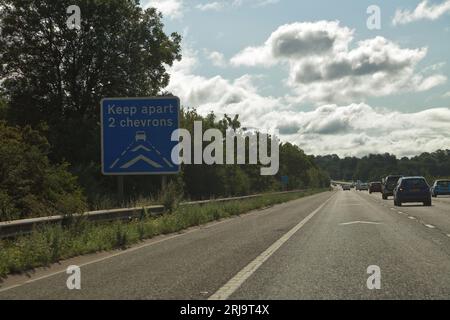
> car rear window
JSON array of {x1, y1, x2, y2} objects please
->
[
  {"x1": 437, "y1": 181, "x2": 450, "y2": 187},
  {"x1": 387, "y1": 176, "x2": 401, "y2": 183},
  {"x1": 402, "y1": 179, "x2": 428, "y2": 188}
]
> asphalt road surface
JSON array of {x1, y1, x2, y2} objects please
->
[{"x1": 1, "y1": 189, "x2": 450, "y2": 300}]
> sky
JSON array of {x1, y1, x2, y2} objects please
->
[{"x1": 140, "y1": 0, "x2": 450, "y2": 158}]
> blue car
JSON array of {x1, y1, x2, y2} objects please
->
[
  {"x1": 431, "y1": 180, "x2": 450, "y2": 197},
  {"x1": 394, "y1": 177, "x2": 432, "y2": 207}
]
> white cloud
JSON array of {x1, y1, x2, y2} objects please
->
[
  {"x1": 232, "y1": 0, "x2": 280, "y2": 7},
  {"x1": 196, "y1": 2, "x2": 224, "y2": 11},
  {"x1": 421, "y1": 61, "x2": 446, "y2": 73},
  {"x1": 231, "y1": 21, "x2": 446, "y2": 104},
  {"x1": 233, "y1": 0, "x2": 280, "y2": 7},
  {"x1": 195, "y1": 0, "x2": 279, "y2": 12},
  {"x1": 231, "y1": 21, "x2": 353, "y2": 67},
  {"x1": 204, "y1": 50, "x2": 227, "y2": 67},
  {"x1": 141, "y1": 0, "x2": 183, "y2": 19},
  {"x1": 166, "y1": 48, "x2": 281, "y2": 126},
  {"x1": 277, "y1": 104, "x2": 450, "y2": 157},
  {"x1": 393, "y1": 0, "x2": 450, "y2": 25},
  {"x1": 289, "y1": 37, "x2": 446, "y2": 103},
  {"x1": 166, "y1": 49, "x2": 450, "y2": 157}
]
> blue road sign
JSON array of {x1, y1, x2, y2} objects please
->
[{"x1": 101, "y1": 97, "x2": 180, "y2": 175}]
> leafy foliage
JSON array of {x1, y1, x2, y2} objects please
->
[
  {"x1": 0, "y1": 0, "x2": 328, "y2": 214},
  {"x1": 0, "y1": 122, "x2": 86, "y2": 221},
  {"x1": 314, "y1": 150, "x2": 450, "y2": 183},
  {"x1": 0, "y1": 0, "x2": 181, "y2": 164},
  {"x1": 176, "y1": 109, "x2": 331, "y2": 200}
]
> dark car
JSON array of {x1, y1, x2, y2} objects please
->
[
  {"x1": 393, "y1": 177, "x2": 431, "y2": 207},
  {"x1": 342, "y1": 184, "x2": 351, "y2": 191},
  {"x1": 431, "y1": 180, "x2": 450, "y2": 197},
  {"x1": 369, "y1": 182, "x2": 382, "y2": 194},
  {"x1": 382, "y1": 175, "x2": 403, "y2": 199}
]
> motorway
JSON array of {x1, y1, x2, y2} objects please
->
[{"x1": 1, "y1": 189, "x2": 450, "y2": 299}]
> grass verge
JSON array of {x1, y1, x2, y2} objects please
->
[{"x1": 0, "y1": 189, "x2": 328, "y2": 278}]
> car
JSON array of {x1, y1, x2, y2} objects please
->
[
  {"x1": 382, "y1": 175, "x2": 403, "y2": 199},
  {"x1": 393, "y1": 176, "x2": 431, "y2": 207},
  {"x1": 342, "y1": 184, "x2": 351, "y2": 191},
  {"x1": 135, "y1": 131, "x2": 146, "y2": 142},
  {"x1": 431, "y1": 180, "x2": 450, "y2": 197},
  {"x1": 358, "y1": 183, "x2": 369, "y2": 191},
  {"x1": 369, "y1": 182, "x2": 382, "y2": 193}
]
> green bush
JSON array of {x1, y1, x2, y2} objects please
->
[
  {"x1": 0, "y1": 122, "x2": 87, "y2": 221},
  {"x1": 159, "y1": 180, "x2": 184, "y2": 213}
]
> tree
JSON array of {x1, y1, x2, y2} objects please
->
[
  {"x1": 314, "y1": 150, "x2": 450, "y2": 183},
  {"x1": 0, "y1": 121, "x2": 86, "y2": 221},
  {"x1": 0, "y1": 0, "x2": 181, "y2": 164},
  {"x1": 0, "y1": 95, "x2": 7, "y2": 120}
]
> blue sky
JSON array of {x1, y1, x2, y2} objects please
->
[{"x1": 142, "y1": 0, "x2": 450, "y2": 157}]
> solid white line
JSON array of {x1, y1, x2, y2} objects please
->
[
  {"x1": 0, "y1": 217, "x2": 238, "y2": 293},
  {"x1": 425, "y1": 224, "x2": 436, "y2": 229},
  {"x1": 0, "y1": 193, "x2": 333, "y2": 293},
  {"x1": 208, "y1": 194, "x2": 335, "y2": 300},
  {"x1": 0, "y1": 232, "x2": 186, "y2": 293}
]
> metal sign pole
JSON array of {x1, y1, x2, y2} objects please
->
[
  {"x1": 118, "y1": 176, "x2": 124, "y2": 204},
  {"x1": 161, "y1": 175, "x2": 167, "y2": 191}
]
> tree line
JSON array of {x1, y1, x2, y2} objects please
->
[
  {"x1": 314, "y1": 151, "x2": 450, "y2": 184},
  {"x1": 0, "y1": 0, "x2": 329, "y2": 221}
]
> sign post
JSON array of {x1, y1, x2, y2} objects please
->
[
  {"x1": 281, "y1": 176, "x2": 289, "y2": 191},
  {"x1": 101, "y1": 97, "x2": 180, "y2": 198},
  {"x1": 117, "y1": 176, "x2": 124, "y2": 204}
]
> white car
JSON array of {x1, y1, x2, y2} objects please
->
[{"x1": 359, "y1": 183, "x2": 369, "y2": 191}]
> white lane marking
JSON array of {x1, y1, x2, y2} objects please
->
[
  {"x1": 208, "y1": 194, "x2": 335, "y2": 300},
  {"x1": 0, "y1": 232, "x2": 188, "y2": 293},
  {"x1": 339, "y1": 221, "x2": 382, "y2": 226},
  {"x1": 425, "y1": 224, "x2": 436, "y2": 229},
  {"x1": 408, "y1": 216, "x2": 416, "y2": 220},
  {"x1": 447, "y1": 234, "x2": 450, "y2": 238},
  {"x1": 0, "y1": 193, "x2": 335, "y2": 293},
  {"x1": 0, "y1": 208, "x2": 265, "y2": 292}
]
